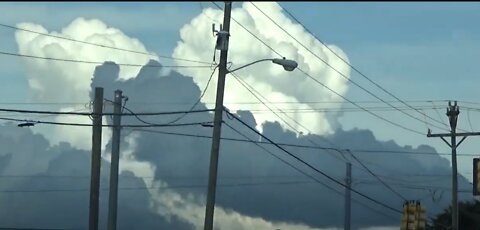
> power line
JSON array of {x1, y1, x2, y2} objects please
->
[
  {"x1": 216, "y1": 1, "x2": 438, "y2": 135},
  {"x1": 232, "y1": 68, "x2": 426, "y2": 202},
  {"x1": 106, "y1": 99, "x2": 213, "y2": 128},
  {"x1": 0, "y1": 109, "x2": 89, "y2": 116},
  {"x1": 0, "y1": 227, "x2": 76, "y2": 230},
  {"x1": 457, "y1": 100, "x2": 480, "y2": 106},
  {"x1": 229, "y1": 72, "x2": 301, "y2": 134},
  {"x1": 210, "y1": 2, "x2": 283, "y2": 58},
  {"x1": 7, "y1": 180, "x2": 467, "y2": 212},
  {"x1": 0, "y1": 107, "x2": 213, "y2": 116},
  {"x1": 223, "y1": 121, "x2": 343, "y2": 190},
  {"x1": 76, "y1": 99, "x2": 455, "y2": 105},
  {"x1": 0, "y1": 181, "x2": 318, "y2": 194},
  {"x1": 232, "y1": 74, "x2": 378, "y2": 206},
  {"x1": 0, "y1": 102, "x2": 88, "y2": 105},
  {"x1": 460, "y1": 106, "x2": 480, "y2": 112},
  {"x1": 348, "y1": 151, "x2": 407, "y2": 201},
  {"x1": 249, "y1": 2, "x2": 449, "y2": 133},
  {"x1": 106, "y1": 98, "x2": 153, "y2": 127},
  {"x1": 430, "y1": 100, "x2": 450, "y2": 130},
  {"x1": 15, "y1": 106, "x2": 94, "y2": 122},
  {"x1": 211, "y1": 1, "x2": 425, "y2": 136},
  {"x1": 0, "y1": 172, "x2": 462, "y2": 180},
  {"x1": 349, "y1": 196, "x2": 399, "y2": 222},
  {"x1": 467, "y1": 109, "x2": 474, "y2": 132},
  {"x1": 129, "y1": 126, "x2": 464, "y2": 216},
  {"x1": 359, "y1": 181, "x2": 472, "y2": 193},
  {"x1": 0, "y1": 23, "x2": 210, "y2": 65},
  {"x1": 130, "y1": 127, "x2": 477, "y2": 157},
  {"x1": 245, "y1": 106, "x2": 445, "y2": 112},
  {"x1": 359, "y1": 176, "x2": 449, "y2": 184},
  {"x1": 131, "y1": 125, "x2": 467, "y2": 218},
  {"x1": 229, "y1": 72, "x2": 357, "y2": 170},
  {"x1": 0, "y1": 100, "x2": 458, "y2": 107},
  {"x1": 0, "y1": 105, "x2": 460, "y2": 117},
  {"x1": 0, "y1": 51, "x2": 212, "y2": 69},
  {"x1": 0, "y1": 117, "x2": 210, "y2": 128},
  {"x1": 298, "y1": 68, "x2": 425, "y2": 135},
  {"x1": 164, "y1": 65, "x2": 219, "y2": 124},
  {"x1": 0, "y1": 179, "x2": 401, "y2": 223},
  {"x1": 222, "y1": 122, "x2": 400, "y2": 220},
  {"x1": 274, "y1": 2, "x2": 453, "y2": 132},
  {"x1": 0, "y1": 174, "x2": 299, "y2": 180},
  {"x1": 224, "y1": 109, "x2": 403, "y2": 214},
  {"x1": 199, "y1": 2, "x2": 221, "y2": 24},
  {"x1": 350, "y1": 149, "x2": 474, "y2": 157},
  {"x1": 231, "y1": 67, "x2": 438, "y2": 164},
  {"x1": 230, "y1": 68, "x2": 413, "y2": 202}
]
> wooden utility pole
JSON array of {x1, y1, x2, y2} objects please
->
[
  {"x1": 89, "y1": 87, "x2": 103, "y2": 230},
  {"x1": 344, "y1": 162, "x2": 351, "y2": 230},
  {"x1": 107, "y1": 90, "x2": 123, "y2": 230},
  {"x1": 203, "y1": 2, "x2": 232, "y2": 230},
  {"x1": 427, "y1": 101, "x2": 480, "y2": 230}
]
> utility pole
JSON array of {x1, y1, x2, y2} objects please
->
[
  {"x1": 204, "y1": 2, "x2": 232, "y2": 230},
  {"x1": 449, "y1": 102, "x2": 459, "y2": 230},
  {"x1": 107, "y1": 90, "x2": 123, "y2": 230},
  {"x1": 89, "y1": 87, "x2": 103, "y2": 230},
  {"x1": 344, "y1": 162, "x2": 351, "y2": 230},
  {"x1": 427, "y1": 101, "x2": 480, "y2": 230}
]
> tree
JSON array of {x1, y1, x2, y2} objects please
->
[{"x1": 430, "y1": 200, "x2": 480, "y2": 229}]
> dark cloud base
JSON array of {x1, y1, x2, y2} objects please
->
[{"x1": 0, "y1": 61, "x2": 471, "y2": 229}]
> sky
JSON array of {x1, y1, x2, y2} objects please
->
[{"x1": 0, "y1": 1, "x2": 479, "y2": 229}]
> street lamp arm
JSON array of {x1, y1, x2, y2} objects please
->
[
  {"x1": 226, "y1": 58, "x2": 273, "y2": 73},
  {"x1": 227, "y1": 58, "x2": 298, "y2": 73}
]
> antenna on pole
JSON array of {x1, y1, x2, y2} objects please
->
[{"x1": 212, "y1": 24, "x2": 217, "y2": 37}]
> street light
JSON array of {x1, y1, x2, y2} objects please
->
[
  {"x1": 204, "y1": 3, "x2": 298, "y2": 230},
  {"x1": 204, "y1": 57, "x2": 297, "y2": 230},
  {"x1": 227, "y1": 57, "x2": 298, "y2": 73}
]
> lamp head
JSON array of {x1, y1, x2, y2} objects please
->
[{"x1": 272, "y1": 57, "x2": 298, "y2": 71}]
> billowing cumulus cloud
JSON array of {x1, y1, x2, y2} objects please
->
[
  {"x1": 88, "y1": 62, "x2": 330, "y2": 230},
  {"x1": 91, "y1": 61, "x2": 473, "y2": 229},
  {"x1": 0, "y1": 54, "x2": 473, "y2": 229},
  {"x1": 9, "y1": 5, "x2": 476, "y2": 230},
  {"x1": 15, "y1": 17, "x2": 156, "y2": 102},
  {"x1": 15, "y1": 2, "x2": 350, "y2": 149},
  {"x1": 14, "y1": 17, "x2": 158, "y2": 149},
  {"x1": 0, "y1": 60, "x2": 331, "y2": 229},
  {"x1": 173, "y1": 2, "x2": 351, "y2": 136}
]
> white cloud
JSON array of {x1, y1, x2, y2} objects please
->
[
  {"x1": 51, "y1": 107, "x2": 110, "y2": 151},
  {"x1": 14, "y1": 2, "x2": 352, "y2": 147},
  {"x1": 173, "y1": 2, "x2": 351, "y2": 135},
  {"x1": 13, "y1": 16, "x2": 331, "y2": 228},
  {"x1": 15, "y1": 17, "x2": 159, "y2": 149},
  {"x1": 116, "y1": 132, "x2": 157, "y2": 187},
  {"x1": 148, "y1": 176, "x2": 334, "y2": 230},
  {"x1": 115, "y1": 133, "x2": 332, "y2": 230},
  {"x1": 12, "y1": 8, "x2": 353, "y2": 228}
]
